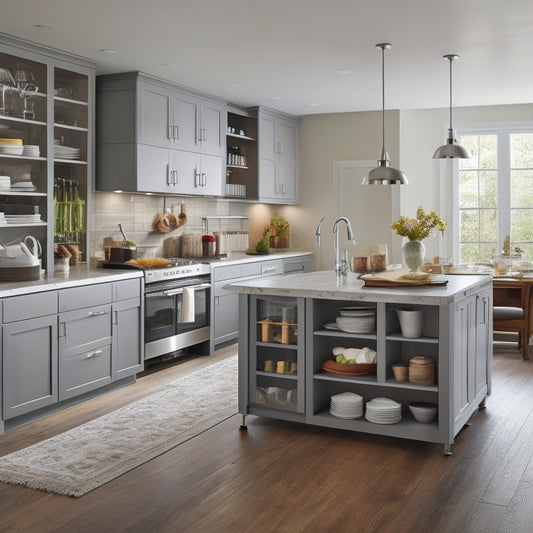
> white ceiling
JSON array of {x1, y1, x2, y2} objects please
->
[{"x1": 2, "y1": 0, "x2": 533, "y2": 116}]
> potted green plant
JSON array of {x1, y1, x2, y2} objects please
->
[{"x1": 269, "y1": 215, "x2": 290, "y2": 249}]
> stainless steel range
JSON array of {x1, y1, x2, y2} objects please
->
[{"x1": 143, "y1": 259, "x2": 211, "y2": 360}]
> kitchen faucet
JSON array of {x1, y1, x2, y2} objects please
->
[
  {"x1": 315, "y1": 216, "x2": 325, "y2": 247},
  {"x1": 333, "y1": 217, "x2": 356, "y2": 277}
]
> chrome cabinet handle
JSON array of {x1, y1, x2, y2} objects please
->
[
  {"x1": 174, "y1": 125, "x2": 179, "y2": 141},
  {"x1": 85, "y1": 349, "x2": 104, "y2": 359},
  {"x1": 168, "y1": 124, "x2": 173, "y2": 141},
  {"x1": 201, "y1": 172, "x2": 206, "y2": 187},
  {"x1": 88, "y1": 310, "x2": 106, "y2": 317},
  {"x1": 166, "y1": 163, "x2": 171, "y2": 185}
]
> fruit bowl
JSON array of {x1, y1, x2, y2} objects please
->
[{"x1": 322, "y1": 359, "x2": 377, "y2": 376}]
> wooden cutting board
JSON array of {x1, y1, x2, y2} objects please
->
[{"x1": 360, "y1": 269, "x2": 448, "y2": 287}]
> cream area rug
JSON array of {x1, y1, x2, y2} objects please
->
[{"x1": 0, "y1": 355, "x2": 237, "y2": 497}]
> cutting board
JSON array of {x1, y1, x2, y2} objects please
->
[{"x1": 360, "y1": 269, "x2": 448, "y2": 287}]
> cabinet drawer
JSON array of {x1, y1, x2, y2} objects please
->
[
  {"x1": 261, "y1": 260, "x2": 283, "y2": 277},
  {"x1": 213, "y1": 264, "x2": 242, "y2": 282},
  {"x1": 59, "y1": 283, "x2": 113, "y2": 312},
  {"x1": 113, "y1": 278, "x2": 142, "y2": 301},
  {"x1": 59, "y1": 305, "x2": 112, "y2": 354},
  {"x1": 242, "y1": 262, "x2": 262, "y2": 277},
  {"x1": 3, "y1": 291, "x2": 58, "y2": 323},
  {"x1": 59, "y1": 344, "x2": 112, "y2": 401}
]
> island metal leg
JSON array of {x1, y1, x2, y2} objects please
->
[
  {"x1": 444, "y1": 443, "x2": 452, "y2": 456},
  {"x1": 239, "y1": 414, "x2": 247, "y2": 430}
]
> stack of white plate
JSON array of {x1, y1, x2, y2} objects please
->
[
  {"x1": 0, "y1": 143, "x2": 23, "y2": 155},
  {"x1": 54, "y1": 145, "x2": 80, "y2": 160},
  {"x1": 330, "y1": 392, "x2": 364, "y2": 419},
  {"x1": 10, "y1": 181, "x2": 36, "y2": 191},
  {"x1": 336, "y1": 307, "x2": 376, "y2": 333},
  {"x1": 5, "y1": 214, "x2": 41, "y2": 224},
  {"x1": 365, "y1": 397, "x2": 402, "y2": 424},
  {"x1": 22, "y1": 145, "x2": 40, "y2": 157}
]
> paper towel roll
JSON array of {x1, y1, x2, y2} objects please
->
[{"x1": 181, "y1": 287, "x2": 195, "y2": 323}]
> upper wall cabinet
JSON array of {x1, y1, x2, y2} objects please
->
[
  {"x1": 254, "y1": 106, "x2": 300, "y2": 205},
  {"x1": 0, "y1": 32, "x2": 94, "y2": 274},
  {"x1": 96, "y1": 71, "x2": 226, "y2": 195}
]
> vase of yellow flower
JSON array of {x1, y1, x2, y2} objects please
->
[{"x1": 391, "y1": 206, "x2": 447, "y2": 272}]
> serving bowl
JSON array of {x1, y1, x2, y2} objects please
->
[{"x1": 409, "y1": 402, "x2": 437, "y2": 423}]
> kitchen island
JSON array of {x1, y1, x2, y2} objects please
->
[{"x1": 228, "y1": 271, "x2": 493, "y2": 454}]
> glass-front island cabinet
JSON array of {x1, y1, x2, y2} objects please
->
[{"x1": 232, "y1": 271, "x2": 493, "y2": 455}]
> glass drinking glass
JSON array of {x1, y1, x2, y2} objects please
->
[
  {"x1": 14, "y1": 67, "x2": 38, "y2": 119},
  {"x1": 0, "y1": 67, "x2": 16, "y2": 115}
]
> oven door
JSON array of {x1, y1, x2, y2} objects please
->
[
  {"x1": 171, "y1": 282, "x2": 210, "y2": 335},
  {"x1": 144, "y1": 290, "x2": 176, "y2": 344}
]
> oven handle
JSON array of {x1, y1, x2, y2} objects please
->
[{"x1": 163, "y1": 282, "x2": 211, "y2": 297}]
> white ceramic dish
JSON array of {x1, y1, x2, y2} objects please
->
[{"x1": 409, "y1": 402, "x2": 437, "y2": 423}]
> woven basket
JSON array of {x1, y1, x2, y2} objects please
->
[{"x1": 409, "y1": 355, "x2": 436, "y2": 385}]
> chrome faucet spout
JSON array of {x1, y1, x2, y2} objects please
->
[
  {"x1": 315, "y1": 216, "x2": 325, "y2": 247},
  {"x1": 333, "y1": 217, "x2": 356, "y2": 276}
]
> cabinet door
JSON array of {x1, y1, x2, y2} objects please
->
[
  {"x1": 171, "y1": 94, "x2": 198, "y2": 152},
  {"x1": 2, "y1": 315, "x2": 58, "y2": 419},
  {"x1": 137, "y1": 144, "x2": 174, "y2": 193},
  {"x1": 276, "y1": 122, "x2": 297, "y2": 202},
  {"x1": 113, "y1": 297, "x2": 143, "y2": 379},
  {"x1": 199, "y1": 154, "x2": 223, "y2": 196},
  {"x1": 199, "y1": 101, "x2": 224, "y2": 155},
  {"x1": 171, "y1": 149, "x2": 199, "y2": 195},
  {"x1": 214, "y1": 292, "x2": 240, "y2": 343},
  {"x1": 259, "y1": 115, "x2": 277, "y2": 160},
  {"x1": 138, "y1": 82, "x2": 172, "y2": 147}
]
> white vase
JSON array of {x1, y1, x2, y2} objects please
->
[{"x1": 402, "y1": 240, "x2": 425, "y2": 272}]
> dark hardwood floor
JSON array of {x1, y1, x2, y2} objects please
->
[{"x1": 1, "y1": 344, "x2": 533, "y2": 533}]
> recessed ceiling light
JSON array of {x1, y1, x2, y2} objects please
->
[
  {"x1": 227, "y1": 84, "x2": 240, "y2": 88},
  {"x1": 162, "y1": 62, "x2": 176, "y2": 67},
  {"x1": 99, "y1": 48, "x2": 117, "y2": 54},
  {"x1": 33, "y1": 23, "x2": 55, "y2": 30},
  {"x1": 336, "y1": 69, "x2": 351, "y2": 75},
  {"x1": 308, "y1": 103, "x2": 317, "y2": 107},
  {"x1": 271, "y1": 96, "x2": 281, "y2": 100}
]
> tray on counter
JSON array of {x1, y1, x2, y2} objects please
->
[{"x1": 359, "y1": 270, "x2": 448, "y2": 288}]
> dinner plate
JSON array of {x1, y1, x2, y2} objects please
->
[{"x1": 322, "y1": 359, "x2": 377, "y2": 376}]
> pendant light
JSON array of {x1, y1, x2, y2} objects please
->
[
  {"x1": 433, "y1": 54, "x2": 470, "y2": 159},
  {"x1": 363, "y1": 43, "x2": 408, "y2": 185}
]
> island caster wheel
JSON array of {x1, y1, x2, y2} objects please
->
[{"x1": 239, "y1": 414, "x2": 248, "y2": 430}]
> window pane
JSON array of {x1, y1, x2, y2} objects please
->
[
  {"x1": 511, "y1": 209, "x2": 533, "y2": 242},
  {"x1": 459, "y1": 135, "x2": 479, "y2": 170},
  {"x1": 510, "y1": 133, "x2": 533, "y2": 168},
  {"x1": 479, "y1": 135, "x2": 497, "y2": 169},
  {"x1": 510, "y1": 170, "x2": 533, "y2": 207},
  {"x1": 480, "y1": 209, "x2": 498, "y2": 241},
  {"x1": 479, "y1": 171, "x2": 498, "y2": 207},
  {"x1": 461, "y1": 243, "x2": 479, "y2": 262},
  {"x1": 460, "y1": 209, "x2": 479, "y2": 241},
  {"x1": 480, "y1": 243, "x2": 496, "y2": 261},
  {"x1": 459, "y1": 171, "x2": 478, "y2": 208}
]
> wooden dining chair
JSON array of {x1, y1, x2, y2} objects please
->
[{"x1": 493, "y1": 279, "x2": 533, "y2": 360}]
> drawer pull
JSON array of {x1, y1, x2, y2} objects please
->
[
  {"x1": 88, "y1": 310, "x2": 106, "y2": 317},
  {"x1": 85, "y1": 349, "x2": 104, "y2": 359}
]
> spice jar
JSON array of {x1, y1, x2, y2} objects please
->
[{"x1": 202, "y1": 234, "x2": 216, "y2": 257}]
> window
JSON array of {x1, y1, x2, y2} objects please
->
[{"x1": 456, "y1": 128, "x2": 533, "y2": 263}]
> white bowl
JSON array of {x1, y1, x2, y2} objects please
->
[{"x1": 409, "y1": 402, "x2": 437, "y2": 423}]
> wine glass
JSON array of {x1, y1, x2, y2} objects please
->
[
  {"x1": 14, "y1": 68, "x2": 38, "y2": 120},
  {"x1": 0, "y1": 67, "x2": 16, "y2": 115}
]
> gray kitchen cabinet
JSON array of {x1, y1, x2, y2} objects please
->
[
  {"x1": 283, "y1": 255, "x2": 312, "y2": 275},
  {"x1": 0, "y1": 33, "x2": 95, "y2": 274},
  {"x1": 1, "y1": 275, "x2": 143, "y2": 428},
  {"x1": 112, "y1": 278, "x2": 143, "y2": 379},
  {"x1": 96, "y1": 71, "x2": 226, "y2": 195},
  {"x1": 255, "y1": 107, "x2": 300, "y2": 204},
  {"x1": 2, "y1": 292, "x2": 58, "y2": 420}
]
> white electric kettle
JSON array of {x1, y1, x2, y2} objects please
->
[{"x1": 0, "y1": 236, "x2": 41, "y2": 267}]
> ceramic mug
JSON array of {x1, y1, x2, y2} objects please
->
[{"x1": 394, "y1": 308, "x2": 424, "y2": 338}]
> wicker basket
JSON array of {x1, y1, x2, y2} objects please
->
[
  {"x1": 0, "y1": 265, "x2": 40, "y2": 281},
  {"x1": 408, "y1": 355, "x2": 436, "y2": 385}
]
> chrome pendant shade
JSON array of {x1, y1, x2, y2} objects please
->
[
  {"x1": 363, "y1": 43, "x2": 408, "y2": 185},
  {"x1": 433, "y1": 54, "x2": 470, "y2": 159}
]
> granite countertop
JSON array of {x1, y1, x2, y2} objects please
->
[
  {"x1": 0, "y1": 266, "x2": 143, "y2": 298},
  {"x1": 226, "y1": 270, "x2": 492, "y2": 305}
]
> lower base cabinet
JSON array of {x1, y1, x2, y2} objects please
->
[
  {"x1": 238, "y1": 281, "x2": 492, "y2": 454},
  {"x1": 1, "y1": 277, "x2": 143, "y2": 423}
]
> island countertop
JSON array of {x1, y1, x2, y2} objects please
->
[{"x1": 227, "y1": 270, "x2": 492, "y2": 305}]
